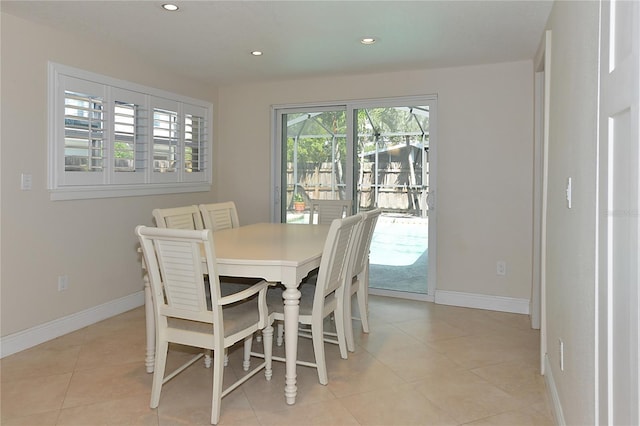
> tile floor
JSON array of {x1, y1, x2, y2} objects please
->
[{"x1": 1, "y1": 296, "x2": 555, "y2": 425}]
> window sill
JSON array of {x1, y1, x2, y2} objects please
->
[{"x1": 50, "y1": 183, "x2": 212, "y2": 201}]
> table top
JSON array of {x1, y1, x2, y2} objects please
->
[{"x1": 212, "y1": 223, "x2": 330, "y2": 283}]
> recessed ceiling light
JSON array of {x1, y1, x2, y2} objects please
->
[
  {"x1": 162, "y1": 4, "x2": 179, "y2": 11},
  {"x1": 360, "y1": 37, "x2": 376, "y2": 45},
  {"x1": 251, "y1": 51, "x2": 263, "y2": 56}
]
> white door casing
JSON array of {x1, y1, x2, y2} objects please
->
[
  {"x1": 597, "y1": 0, "x2": 640, "y2": 424},
  {"x1": 533, "y1": 30, "x2": 552, "y2": 378}
]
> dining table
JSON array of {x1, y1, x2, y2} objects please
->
[{"x1": 142, "y1": 222, "x2": 331, "y2": 405}]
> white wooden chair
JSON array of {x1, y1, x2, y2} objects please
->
[
  {"x1": 199, "y1": 202, "x2": 240, "y2": 231},
  {"x1": 199, "y1": 200, "x2": 265, "y2": 344},
  {"x1": 152, "y1": 205, "x2": 204, "y2": 230},
  {"x1": 152, "y1": 204, "x2": 248, "y2": 367},
  {"x1": 308, "y1": 199, "x2": 353, "y2": 225},
  {"x1": 345, "y1": 208, "x2": 382, "y2": 352},
  {"x1": 267, "y1": 214, "x2": 363, "y2": 384},
  {"x1": 136, "y1": 226, "x2": 273, "y2": 425}
]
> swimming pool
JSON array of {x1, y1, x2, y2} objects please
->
[
  {"x1": 368, "y1": 215, "x2": 428, "y2": 294},
  {"x1": 370, "y1": 216, "x2": 428, "y2": 267}
]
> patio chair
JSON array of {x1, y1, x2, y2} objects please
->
[
  {"x1": 136, "y1": 226, "x2": 273, "y2": 425},
  {"x1": 308, "y1": 199, "x2": 353, "y2": 225},
  {"x1": 267, "y1": 213, "x2": 363, "y2": 384},
  {"x1": 345, "y1": 208, "x2": 382, "y2": 352}
]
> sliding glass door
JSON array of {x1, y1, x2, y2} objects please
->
[
  {"x1": 352, "y1": 103, "x2": 433, "y2": 297},
  {"x1": 273, "y1": 96, "x2": 436, "y2": 298},
  {"x1": 276, "y1": 106, "x2": 348, "y2": 223}
]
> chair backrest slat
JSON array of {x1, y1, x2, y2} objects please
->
[
  {"x1": 152, "y1": 205, "x2": 204, "y2": 230},
  {"x1": 308, "y1": 199, "x2": 353, "y2": 225},
  {"x1": 137, "y1": 226, "x2": 218, "y2": 325},
  {"x1": 313, "y1": 214, "x2": 363, "y2": 307},
  {"x1": 199, "y1": 202, "x2": 240, "y2": 231},
  {"x1": 352, "y1": 208, "x2": 382, "y2": 277},
  {"x1": 155, "y1": 238, "x2": 206, "y2": 312}
]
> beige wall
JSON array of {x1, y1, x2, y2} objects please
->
[
  {"x1": 544, "y1": 1, "x2": 600, "y2": 424},
  {"x1": 1, "y1": 11, "x2": 535, "y2": 339},
  {"x1": 218, "y1": 61, "x2": 534, "y2": 301},
  {"x1": 0, "y1": 13, "x2": 218, "y2": 336}
]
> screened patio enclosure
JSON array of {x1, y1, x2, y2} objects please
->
[
  {"x1": 280, "y1": 103, "x2": 432, "y2": 296},
  {"x1": 284, "y1": 107, "x2": 430, "y2": 216}
]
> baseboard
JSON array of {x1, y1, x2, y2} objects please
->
[
  {"x1": 544, "y1": 353, "x2": 566, "y2": 425},
  {"x1": 0, "y1": 291, "x2": 144, "y2": 358},
  {"x1": 434, "y1": 289, "x2": 530, "y2": 314},
  {"x1": 369, "y1": 288, "x2": 434, "y2": 302}
]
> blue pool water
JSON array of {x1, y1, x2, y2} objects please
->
[{"x1": 370, "y1": 218, "x2": 428, "y2": 267}]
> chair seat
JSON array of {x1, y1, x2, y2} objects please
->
[{"x1": 168, "y1": 296, "x2": 260, "y2": 338}]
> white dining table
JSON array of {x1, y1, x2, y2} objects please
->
[{"x1": 142, "y1": 222, "x2": 330, "y2": 405}]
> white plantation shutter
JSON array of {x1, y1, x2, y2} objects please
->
[
  {"x1": 113, "y1": 102, "x2": 137, "y2": 172},
  {"x1": 48, "y1": 63, "x2": 212, "y2": 199},
  {"x1": 112, "y1": 87, "x2": 147, "y2": 184},
  {"x1": 151, "y1": 97, "x2": 180, "y2": 183},
  {"x1": 58, "y1": 75, "x2": 106, "y2": 186},
  {"x1": 64, "y1": 91, "x2": 105, "y2": 172},
  {"x1": 183, "y1": 103, "x2": 208, "y2": 182}
]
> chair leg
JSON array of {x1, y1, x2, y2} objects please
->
[
  {"x1": 150, "y1": 339, "x2": 169, "y2": 408},
  {"x1": 211, "y1": 347, "x2": 225, "y2": 425},
  {"x1": 357, "y1": 284, "x2": 370, "y2": 333},
  {"x1": 345, "y1": 293, "x2": 356, "y2": 353},
  {"x1": 262, "y1": 323, "x2": 274, "y2": 381},
  {"x1": 311, "y1": 320, "x2": 328, "y2": 385},
  {"x1": 243, "y1": 336, "x2": 252, "y2": 371},
  {"x1": 333, "y1": 305, "x2": 349, "y2": 360}
]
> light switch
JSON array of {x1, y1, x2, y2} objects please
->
[{"x1": 21, "y1": 173, "x2": 32, "y2": 191}]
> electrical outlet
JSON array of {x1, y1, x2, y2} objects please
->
[
  {"x1": 496, "y1": 261, "x2": 507, "y2": 276},
  {"x1": 58, "y1": 275, "x2": 69, "y2": 292}
]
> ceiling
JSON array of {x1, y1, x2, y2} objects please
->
[{"x1": 1, "y1": 1, "x2": 554, "y2": 87}]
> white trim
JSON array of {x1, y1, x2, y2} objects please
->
[
  {"x1": 369, "y1": 288, "x2": 434, "y2": 302},
  {"x1": 544, "y1": 353, "x2": 567, "y2": 426},
  {"x1": 0, "y1": 291, "x2": 144, "y2": 358},
  {"x1": 271, "y1": 94, "x2": 438, "y2": 112},
  {"x1": 434, "y1": 289, "x2": 530, "y2": 314},
  {"x1": 50, "y1": 183, "x2": 211, "y2": 201}
]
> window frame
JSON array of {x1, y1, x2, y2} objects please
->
[{"x1": 48, "y1": 62, "x2": 212, "y2": 200}]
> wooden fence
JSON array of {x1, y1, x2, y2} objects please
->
[{"x1": 287, "y1": 160, "x2": 427, "y2": 214}]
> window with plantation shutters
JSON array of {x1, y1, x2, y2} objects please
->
[{"x1": 48, "y1": 63, "x2": 212, "y2": 200}]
